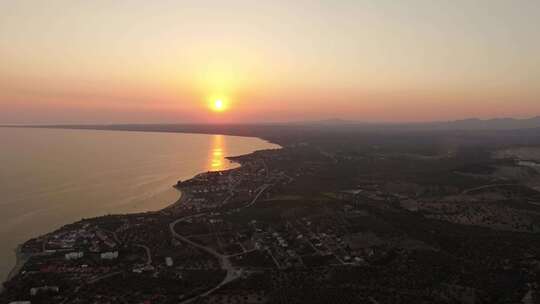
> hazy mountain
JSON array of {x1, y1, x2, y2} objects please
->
[
  {"x1": 305, "y1": 116, "x2": 540, "y2": 131},
  {"x1": 424, "y1": 116, "x2": 540, "y2": 130}
]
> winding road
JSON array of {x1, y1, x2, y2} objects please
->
[
  {"x1": 170, "y1": 214, "x2": 240, "y2": 304},
  {"x1": 135, "y1": 244, "x2": 152, "y2": 265},
  {"x1": 170, "y1": 183, "x2": 272, "y2": 303}
]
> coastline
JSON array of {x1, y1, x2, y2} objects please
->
[
  {"x1": 1, "y1": 190, "x2": 186, "y2": 288},
  {"x1": 1, "y1": 132, "x2": 282, "y2": 290},
  {"x1": 163, "y1": 187, "x2": 189, "y2": 212},
  {"x1": 1, "y1": 245, "x2": 29, "y2": 293}
]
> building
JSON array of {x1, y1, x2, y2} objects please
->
[
  {"x1": 100, "y1": 251, "x2": 119, "y2": 260},
  {"x1": 65, "y1": 251, "x2": 84, "y2": 260}
]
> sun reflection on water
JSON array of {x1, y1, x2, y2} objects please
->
[{"x1": 208, "y1": 135, "x2": 227, "y2": 171}]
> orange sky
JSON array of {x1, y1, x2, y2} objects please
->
[{"x1": 1, "y1": 1, "x2": 539, "y2": 123}]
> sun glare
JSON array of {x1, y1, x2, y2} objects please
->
[
  {"x1": 214, "y1": 99, "x2": 224, "y2": 110},
  {"x1": 209, "y1": 98, "x2": 228, "y2": 112}
]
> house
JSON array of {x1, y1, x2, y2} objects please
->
[
  {"x1": 100, "y1": 251, "x2": 119, "y2": 260},
  {"x1": 65, "y1": 251, "x2": 84, "y2": 260}
]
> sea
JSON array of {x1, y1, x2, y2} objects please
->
[{"x1": 0, "y1": 127, "x2": 279, "y2": 282}]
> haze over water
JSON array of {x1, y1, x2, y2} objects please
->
[{"x1": 0, "y1": 127, "x2": 279, "y2": 282}]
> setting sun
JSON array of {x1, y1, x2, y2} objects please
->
[
  {"x1": 214, "y1": 99, "x2": 224, "y2": 110},
  {"x1": 209, "y1": 98, "x2": 228, "y2": 113}
]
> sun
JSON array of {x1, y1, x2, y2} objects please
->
[
  {"x1": 214, "y1": 99, "x2": 224, "y2": 111},
  {"x1": 209, "y1": 98, "x2": 228, "y2": 112}
]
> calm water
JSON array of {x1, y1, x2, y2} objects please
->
[{"x1": 0, "y1": 128, "x2": 279, "y2": 281}]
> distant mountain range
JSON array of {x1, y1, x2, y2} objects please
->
[
  {"x1": 306, "y1": 116, "x2": 540, "y2": 131},
  {"x1": 435, "y1": 116, "x2": 540, "y2": 130}
]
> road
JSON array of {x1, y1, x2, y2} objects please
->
[
  {"x1": 245, "y1": 184, "x2": 271, "y2": 208},
  {"x1": 86, "y1": 271, "x2": 123, "y2": 284},
  {"x1": 170, "y1": 182, "x2": 273, "y2": 303},
  {"x1": 135, "y1": 244, "x2": 152, "y2": 265},
  {"x1": 170, "y1": 214, "x2": 240, "y2": 304}
]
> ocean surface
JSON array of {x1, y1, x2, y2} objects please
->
[{"x1": 0, "y1": 127, "x2": 279, "y2": 282}]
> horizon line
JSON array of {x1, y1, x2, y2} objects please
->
[{"x1": 1, "y1": 114, "x2": 540, "y2": 127}]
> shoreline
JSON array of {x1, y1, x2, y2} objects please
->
[
  {"x1": 1, "y1": 245, "x2": 30, "y2": 293},
  {"x1": 163, "y1": 187, "x2": 189, "y2": 211},
  {"x1": 1, "y1": 188, "x2": 187, "y2": 287},
  {"x1": 2, "y1": 134, "x2": 282, "y2": 289}
]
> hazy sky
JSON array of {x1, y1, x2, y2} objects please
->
[{"x1": 1, "y1": 0, "x2": 539, "y2": 123}]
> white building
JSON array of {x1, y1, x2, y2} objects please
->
[
  {"x1": 65, "y1": 251, "x2": 84, "y2": 260},
  {"x1": 100, "y1": 251, "x2": 119, "y2": 260}
]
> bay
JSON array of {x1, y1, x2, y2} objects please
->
[{"x1": 0, "y1": 127, "x2": 279, "y2": 282}]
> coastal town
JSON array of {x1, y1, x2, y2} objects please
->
[{"x1": 2, "y1": 131, "x2": 540, "y2": 303}]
